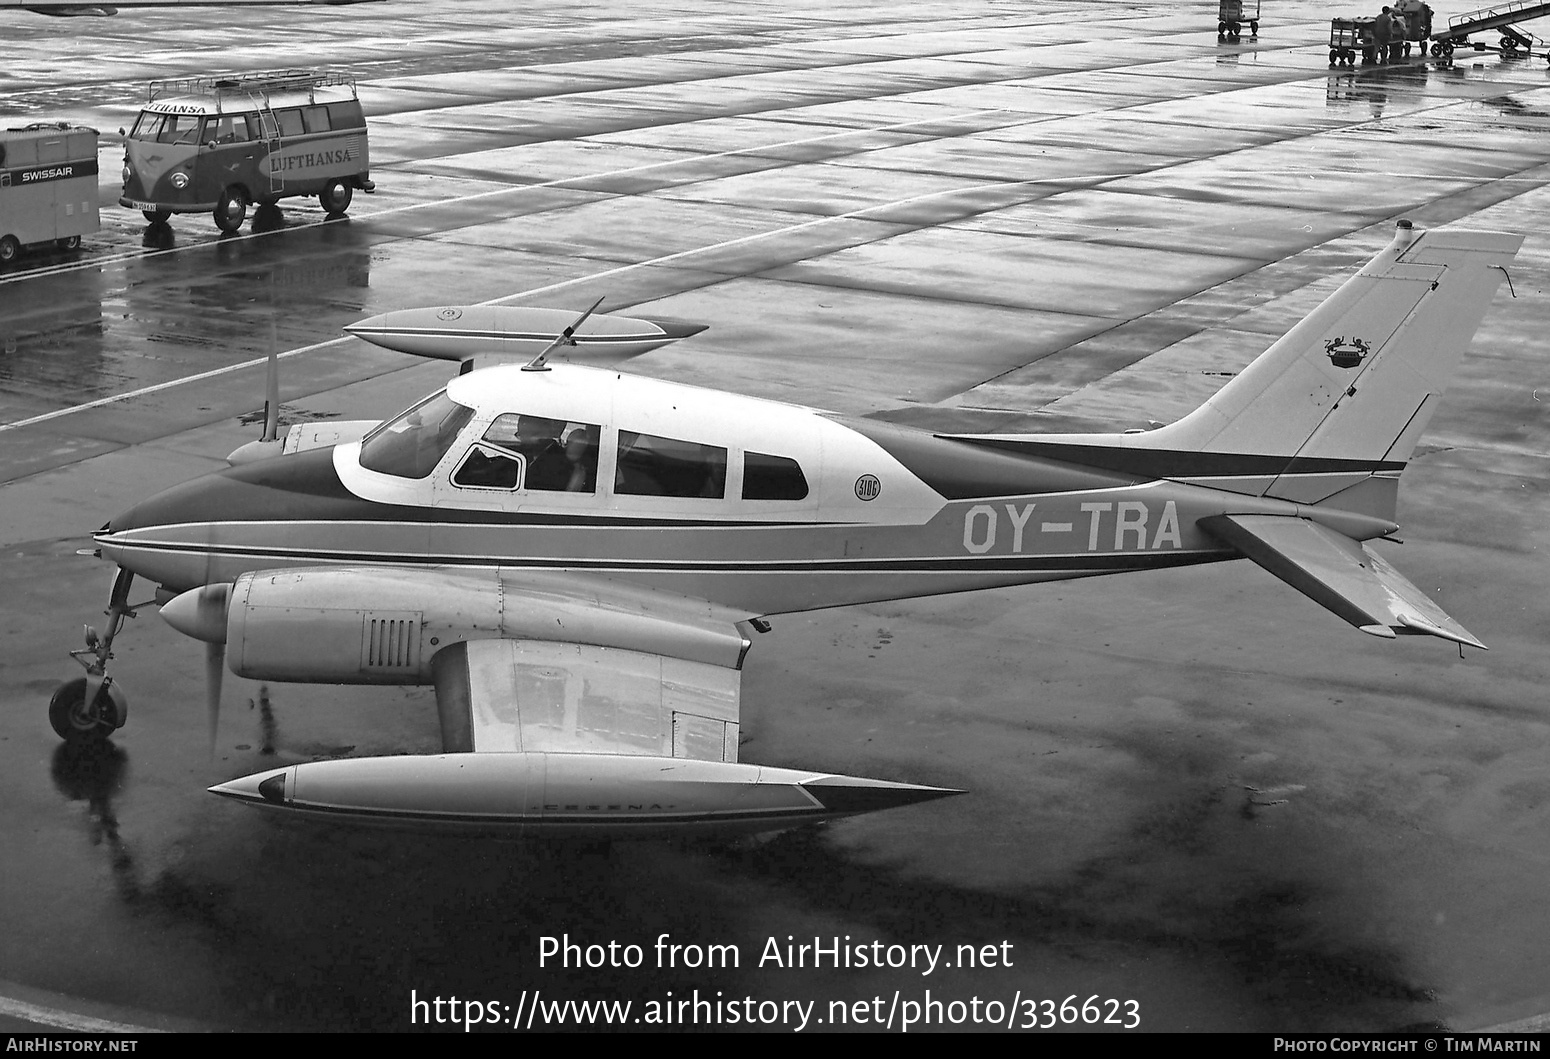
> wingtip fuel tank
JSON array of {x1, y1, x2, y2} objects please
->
[
  {"x1": 209, "y1": 752, "x2": 962, "y2": 837},
  {"x1": 344, "y1": 305, "x2": 708, "y2": 363}
]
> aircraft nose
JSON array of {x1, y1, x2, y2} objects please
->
[{"x1": 101, "y1": 447, "x2": 358, "y2": 536}]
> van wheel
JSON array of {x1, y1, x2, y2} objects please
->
[
  {"x1": 319, "y1": 178, "x2": 353, "y2": 215},
  {"x1": 214, "y1": 187, "x2": 248, "y2": 233},
  {"x1": 56, "y1": 235, "x2": 81, "y2": 250},
  {"x1": 142, "y1": 209, "x2": 170, "y2": 224},
  {"x1": 0, "y1": 236, "x2": 19, "y2": 263}
]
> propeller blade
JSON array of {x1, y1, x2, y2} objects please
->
[
  {"x1": 522, "y1": 295, "x2": 606, "y2": 371},
  {"x1": 261, "y1": 316, "x2": 280, "y2": 443},
  {"x1": 206, "y1": 641, "x2": 225, "y2": 755}
]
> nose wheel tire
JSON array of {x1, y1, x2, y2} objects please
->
[
  {"x1": 319, "y1": 178, "x2": 353, "y2": 215},
  {"x1": 49, "y1": 677, "x2": 128, "y2": 742},
  {"x1": 214, "y1": 188, "x2": 248, "y2": 233}
]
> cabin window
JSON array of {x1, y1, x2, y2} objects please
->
[
  {"x1": 275, "y1": 109, "x2": 305, "y2": 138},
  {"x1": 742, "y1": 452, "x2": 808, "y2": 501},
  {"x1": 359, "y1": 390, "x2": 475, "y2": 479},
  {"x1": 475, "y1": 414, "x2": 600, "y2": 493},
  {"x1": 302, "y1": 106, "x2": 332, "y2": 134},
  {"x1": 616, "y1": 431, "x2": 727, "y2": 499}
]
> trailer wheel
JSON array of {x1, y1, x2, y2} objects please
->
[
  {"x1": 0, "y1": 235, "x2": 18, "y2": 264},
  {"x1": 1329, "y1": 48, "x2": 1339, "y2": 65},
  {"x1": 142, "y1": 208, "x2": 170, "y2": 225},
  {"x1": 319, "y1": 178, "x2": 353, "y2": 215},
  {"x1": 214, "y1": 187, "x2": 248, "y2": 233},
  {"x1": 1250, "y1": 21, "x2": 1258, "y2": 34},
  {"x1": 1218, "y1": 20, "x2": 1227, "y2": 34}
]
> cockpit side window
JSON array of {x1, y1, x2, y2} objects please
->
[
  {"x1": 359, "y1": 390, "x2": 475, "y2": 479},
  {"x1": 742, "y1": 452, "x2": 808, "y2": 500},
  {"x1": 616, "y1": 431, "x2": 727, "y2": 499},
  {"x1": 467, "y1": 413, "x2": 600, "y2": 493}
]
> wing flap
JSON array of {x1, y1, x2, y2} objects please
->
[
  {"x1": 1199, "y1": 514, "x2": 1485, "y2": 649},
  {"x1": 434, "y1": 638, "x2": 742, "y2": 761}
]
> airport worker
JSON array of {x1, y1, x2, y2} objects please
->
[
  {"x1": 1387, "y1": 8, "x2": 1407, "y2": 61},
  {"x1": 1372, "y1": 6, "x2": 1393, "y2": 61}
]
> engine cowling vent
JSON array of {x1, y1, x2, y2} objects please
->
[{"x1": 362, "y1": 612, "x2": 422, "y2": 672}]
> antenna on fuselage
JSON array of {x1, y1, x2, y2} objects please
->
[{"x1": 521, "y1": 295, "x2": 605, "y2": 372}]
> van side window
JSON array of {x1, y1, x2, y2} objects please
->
[
  {"x1": 158, "y1": 115, "x2": 204, "y2": 145},
  {"x1": 617, "y1": 432, "x2": 727, "y2": 499},
  {"x1": 275, "y1": 109, "x2": 305, "y2": 137},
  {"x1": 246, "y1": 113, "x2": 273, "y2": 140},
  {"x1": 209, "y1": 115, "x2": 249, "y2": 144},
  {"x1": 302, "y1": 106, "x2": 331, "y2": 134},
  {"x1": 742, "y1": 452, "x2": 809, "y2": 501},
  {"x1": 325, "y1": 102, "x2": 365, "y2": 130}
]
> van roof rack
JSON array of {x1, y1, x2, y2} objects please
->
[{"x1": 147, "y1": 69, "x2": 356, "y2": 107}]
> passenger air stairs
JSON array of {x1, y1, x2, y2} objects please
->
[{"x1": 1429, "y1": 0, "x2": 1550, "y2": 58}]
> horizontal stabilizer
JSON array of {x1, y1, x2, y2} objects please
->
[{"x1": 1199, "y1": 514, "x2": 1484, "y2": 649}]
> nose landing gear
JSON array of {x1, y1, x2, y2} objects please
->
[{"x1": 51, "y1": 568, "x2": 143, "y2": 743}]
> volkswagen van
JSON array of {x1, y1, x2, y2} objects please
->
[{"x1": 120, "y1": 69, "x2": 374, "y2": 233}]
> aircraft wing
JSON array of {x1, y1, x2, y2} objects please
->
[
  {"x1": 199, "y1": 569, "x2": 956, "y2": 831},
  {"x1": 433, "y1": 635, "x2": 742, "y2": 760},
  {"x1": 1199, "y1": 514, "x2": 1485, "y2": 648}
]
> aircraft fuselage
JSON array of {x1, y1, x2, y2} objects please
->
[{"x1": 94, "y1": 363, "x2": 1391, "y2": 617}]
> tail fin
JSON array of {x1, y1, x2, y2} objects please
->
[{"x1": 1146, "y1": 222, "x2": 1521, "y2": 463}]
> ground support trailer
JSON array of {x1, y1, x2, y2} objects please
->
[
  {"x1": 0, "y1": 123, "x2": 98, "y2": 264},
  {"x1": 1218, "y1": 0, "x2": 1260, "y2": 40}
]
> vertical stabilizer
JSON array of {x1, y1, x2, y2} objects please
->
[{"x1": 1142, "y1": 223, "x2": 1521, "y2": 464}]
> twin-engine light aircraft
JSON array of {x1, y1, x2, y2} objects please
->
[{"x1": 54, "y1": 222, "x2": 1521, "y2": 837}]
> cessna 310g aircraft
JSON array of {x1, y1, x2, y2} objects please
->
[{"x1": 52, "y1": 222, "x2": 1521, "y2": 837}]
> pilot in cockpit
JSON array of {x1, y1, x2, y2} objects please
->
[
  {"x1": 515, "y1": 416, "x2": 573, "y2": 490},
  {"x1": 563, "y1": 425, "x2": 599, "y2": 492}
]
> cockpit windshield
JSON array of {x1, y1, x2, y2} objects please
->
[{"x1": 358, "y1": 390, "x2": 475, "y2": 479}]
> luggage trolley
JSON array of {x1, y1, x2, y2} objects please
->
[
  {"x1": 1329, "y1": 16, "x2": 1378, "y2": 65},
  {"x1": 1218, "y1": 0, "x2": 1261, "y2": 40}
]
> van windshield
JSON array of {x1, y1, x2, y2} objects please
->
[{"x1": 359, "y1": 390, "x2": 476, "y2": 479}]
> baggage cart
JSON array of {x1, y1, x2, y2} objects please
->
[
  {"x1": 1329, "y1": 17, "x2": 1378, "y2": 65},
  {"x1": 1218, "y1": 0, "x2": 1261, "y2": 40}
]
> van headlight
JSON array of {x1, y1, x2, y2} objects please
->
[
  {"x1": 121, "y1": 164, "x2": 131, "y2": 182},
  {"x1": 170, "y1": 172, "x2": 190, "y2": 190}
]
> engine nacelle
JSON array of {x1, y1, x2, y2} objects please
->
[{"x1": 219, "y1": 567, "x2": 748, "y2": 684}]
